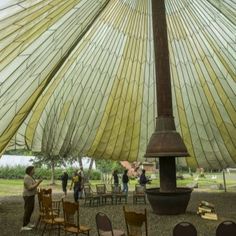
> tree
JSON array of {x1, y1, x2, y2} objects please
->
[
  {"x1": 87, "y1": 158, "x2": 94, "y2": 178},
  {"x1": 78, "y1": 157, "x2": 83, "y2": 169},
  {"x1": 32, "y1": 153, "x2": 65, "y2": 185},
  {"x1": 95, "y1": 159, "x2": 124, "y2": 173}
]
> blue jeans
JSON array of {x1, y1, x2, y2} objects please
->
[
  {"x1": 73, "y1": 187, "x2": 79, "y2": 202},
  {"x1": 123, "y1": 183, "x2": 128, "y2": 194}
]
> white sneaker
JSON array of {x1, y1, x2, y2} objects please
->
[
  {"x1": 21, "y1": 226, "x2": 32, "y2": 231},
  {"x1": 28, "y1": 223, "x2": 35, "y2": 228}
]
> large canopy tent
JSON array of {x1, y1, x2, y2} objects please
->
[{"x1": 0, "y1": 0, "x2": 235, "y2": 169}]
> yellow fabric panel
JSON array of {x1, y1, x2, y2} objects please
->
[
  {"x1": 0, "y1": 78, "x2": 47, "y2": 153},
  {"x1": 0, "y1": 0, "x2": 235, "y2": 168},
  {"x1": 173, "y1": 83, "x2": 198, "y2": 167},
  {"x1": 0, "y1": 0, "x2": 109, "y2": 154},
  {"x1": 88, "y1": 0, "x2": 148, "y2": 161},
  {"x1": 0, "y1": 0, "x2": 81, "y2": 71}
]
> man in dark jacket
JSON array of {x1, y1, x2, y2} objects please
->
[
  {"x1": 122, "y1": 170, "x2": 129, "y2": 195},
  {"x1": 139, "y1": 169, "x2": 150, "y2": 186},
  {"x1": 61, "y1": 171, "x2": 69, "y2": 196},
  {"x1": 113, "y1": 170, "x2": 119, "y2": 187}
]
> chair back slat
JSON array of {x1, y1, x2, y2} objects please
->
[
  {"x1": 84, "y1": 185, "x2": 93, "y2": 197},
  {"x1": 135, "y1": 185, "x2": 145, "y2": 194},
  {"x1": 42, "y1": 188, "x2": 52, "y2": 195},
  {"x1": 42, "y1": 195, "x2": 54, "y2": 221},
  {"x1": 111, "y1": 184, "x2": 122, "y2": 193},
  {"x1": 37, "y1": 188, "x2": 52, "y2": 210},
  {"x1": 37, "y1": 189, "x2": 44, "y2": 211},
  {"x1": 96, "y1": 184, "x2": 106, "y2": 194}
]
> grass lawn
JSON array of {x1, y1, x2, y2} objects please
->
[
  {"x1": 0, "y1": 179, "x2": 60, "y2": 196},
  {"x1": 0, "y1": 172, "x2": 235, "y2": 196}
]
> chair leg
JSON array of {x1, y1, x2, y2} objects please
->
[
  {"x1": 35, "y1": 215, "x2": 41, "y2": 229},
  {"x1": 49, "y1": 224, "x2": 53, "y2": 236},
  {"x1": 58, "y1": 224, "x2": 60, "y2": 236},
  {"x1": 42, "y1": 223, "x2": 47, "y2": 236},
  {"x1": 38, "y1": 220, "x2": 42, "y2": 231}
]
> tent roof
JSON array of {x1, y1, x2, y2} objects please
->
[{"x1": 0, "y1": 0, "x2": 235, "y2": 168}]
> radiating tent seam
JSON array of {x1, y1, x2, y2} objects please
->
[
  {"x1": 1, "y1": 0, "x2": 235, "y2": 168},
  {"x1": 168, "y1": 0, "x2": 223, "y2": 168}
]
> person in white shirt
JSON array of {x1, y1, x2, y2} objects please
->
[{"x1": 21, "y1": 166, "x2": 43, "y2": 231}]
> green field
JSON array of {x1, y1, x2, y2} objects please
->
[{"x1": 0, "y1": 172, "x2": 235, "y2": 196}]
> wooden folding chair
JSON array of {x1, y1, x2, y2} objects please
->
[
  {"x1": 36, "y1": 188, "x2": 45, "y2": 229},
  {"x1": 36, "y1": 188, "x2": 61, "y2": 230},
  {"x1": 111, "y1": 184, "x2": 127, "y2": 204},
  {"x1": 41, "y1": 194, "x2": 64, "y2": 235},
  {"x1": 84, "y1": 184, "x2": 100, "y2": 206},
  {"x1": 96, "y1": 184, "x2": 113, "y2": 204},
  {"x1": 123, "y1": 206, "x2": 148, "y2": 236},
  {"x1": 133, "y1": 185, "x2": 146, "y2": 204},
  {"x1": 62, "y1": 200, "x2": 91, "y2": 235}
]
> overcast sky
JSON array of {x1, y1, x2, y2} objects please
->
[{"x1": 0, "y1": 155, "x2": 95, "y2": 169}]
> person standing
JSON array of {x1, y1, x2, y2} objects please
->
[
  {"x1": 79, "y1": 167, "x2": 84, "y2": 199},
  {"x1": 70, "y1": 170, "x2": 82, "y2": 202},
  {"x1": 61, "y1": 170, "x2": 69, "y2": 196},
  {"x1": 76, "y1": 170, "x2": 83, "y2": 199},
  {"x1": 122, "y1": 169, "x2": 129, "y2": 195},
  {"x1": 21, "y1": 166, "x2": 43, "y2": 231},
  {"x1": 113, "y1": 170, "x2": 119, "y2": 187},
  {"x1": 139, "y1": 169, "x2": 149, "y2": 186}
]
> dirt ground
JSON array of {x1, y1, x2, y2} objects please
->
[{"x1": 0, "y1": 191, "x2": 236, "y2": 236}]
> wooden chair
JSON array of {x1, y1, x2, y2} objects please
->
[
  {"x1": 83, "y1": 184, "x2": 100, "y2": 206},
  {"x1": 111, "y1": 184, "x2": 127, "y2": 204},
  {"x1": 96, "y1": 184, "x2": 113, "y2": 204},
  {"x1": 36, "y1": 188, "x2": 45, "y2": 229},
  {"x1": 36, "y1": 188, "x2": 61, "y2": 229},
  {"x1": 133, "y1": 185, "x2": 146, "y2": 204},
  {"x1": 43, "y1": 188, "x2": 61, "y2": 214},
  {"x1": 96, "y1": 212, "x2": 125, "y2": 236},
  {"x1": 123, "y1": 206, "x2": 148, "y2": 236},
  {"x1": 62, "y1": 200, "x2": 91, "y2": 235},
  {"x1": 216, "y1": 220, "x2": 236, "y2": 236},
  {"x1": 41, "y1": 194, "x2": 64, "y2": 235},
  {"x1": 173, "y1": 222, "x2": 197, "y2": 236}
]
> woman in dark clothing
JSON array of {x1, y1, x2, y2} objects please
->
[{"x1": 61, "y1": 171, "x2": 69, "y2": 196}]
